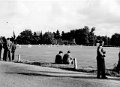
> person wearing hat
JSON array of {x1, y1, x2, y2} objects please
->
[
  {"x1": 55, "y1": 51, "x2": 63, "y2": 64},
  {"x1": 63, "y1": 51, "x2": 73, "y2": 64},
  {"x1": 96, "y1": 40, "x2": 107, "y2": 79}
]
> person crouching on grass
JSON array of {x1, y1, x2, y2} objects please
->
[{"x1": 96, "y1": 40, "x2": 107, "y2": 79}]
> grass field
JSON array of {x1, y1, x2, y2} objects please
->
[{"x1": 15, "y1": 45, "x2": 120, "y2": 69}]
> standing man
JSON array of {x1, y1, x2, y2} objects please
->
[
  {"x1": 0, "y1": 41, "x2": 2, "y2": 60},
  {"x1": 96, "y1": 40, "x2": 107, "y2": 79},
  {"x1": 3, "y1": 37, "x2": 8, "y2": 61},
  {"x1": 7, "y1": 38, "x2": 12, "y2": 61},
  {"x1": 55, "y1": 51, "x2": 63, "y2": 64},
  {"x1": 116, "y1": 49, "x2": 120, "y2": 73},
  {"x1": 11, "y1": 39, "x2": 16, "y2": 61}
]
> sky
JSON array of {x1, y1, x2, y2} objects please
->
[{"x1": 0, "y1": 0, "x2": 120, "y2": 37}]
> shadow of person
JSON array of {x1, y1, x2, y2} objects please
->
[{"x1": 5, "y1": 70, "x2": 120, "y2": 81}]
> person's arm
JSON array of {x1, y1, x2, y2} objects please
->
[
  {"x1": 68, "y1": 54, "x2": 73, "y2": 60},
  {"x1": 98, "y1": 46, "x2": 104, "y2": 56}
]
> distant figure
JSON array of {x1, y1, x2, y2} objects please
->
[
  {"x1": 63, "y1": 51, "x2": 73, "y2": 64},
  {"x1": 119, "y1": 50, "x2": 120, "y2": 60},
  {"x1": 116, "y1": 50, "x2": 120, "y2": 73},
  {"x1": 0, "y1": 42, "x2": 2, "y2": 60},
  {"x1": 3, "y1": 37, "x2": 8, "y2": 61},
  {"x1": 55, "y1": 51, "x2": 63, "y2": 64},
  {"x1": 96, "y1": 41, "x2": 107, "y2": 79},
  {"x1": 6, "y1": 38, "x2": 12, "y2": 61},
  {"x1": 11, "y1": 38, "x2": 16, "y2": 61}
]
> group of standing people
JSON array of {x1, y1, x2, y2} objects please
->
[
  {"x1": 0, "y1": 37, "x2": 16, "y2": 61},
  {"x1": 55, "y1": 50, "x2": 74, "y2": 64}
]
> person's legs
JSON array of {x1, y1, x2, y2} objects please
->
[
  {"x1": 12, "y1": 52, "x2": 15, "y2": 61},
  {"x1": 8, "y1": 50, "x2": 11, "y2": 61},
  {"x1": 0, "y1": 49, "x2": 2, "y2": 60},
  {"x1": 3, "y1": 50, "x2": 7, "y2": 61},
  {"x1": 97, "y1": 59, "x2": 101, "y2": 78},
  {"x1": 101, "y1": 59, "x2": 107, "y2": 79}
]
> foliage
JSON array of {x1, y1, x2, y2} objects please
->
[
  {"x1": 111, "y1": 33, "x2": 120, "y2": 46},
  {"x1": 61, "y1": 26, "x2": 95, "y2": 45},
  {"x1": 42, "y1": 32, "x2": 56, "y2": 44},
  {"x1": 15, "y1": 27, "x2": 120, "y2": 46},
  {"x1": 16, "y1": 29, "x2": 33, "y2": 44}
]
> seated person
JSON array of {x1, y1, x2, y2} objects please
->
[
  {"x1": 63, "y1": 51, "x2": 73, "y2": 64},
  {"x1": 55, "y1": 51, "x2": 63, "y2": 64}
]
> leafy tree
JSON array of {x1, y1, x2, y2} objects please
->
[
  {"x1": 20, "y1": 29, "x2": 33, "y2": 37},
  {"x1": 81, "y1": 26, "x2": 90, "y2": 45},
  {"x1": 16, "y1": 26, "x2": 120, "y2": 46},
  {"x1": 16, "y1": 29, "x2": 33, "y2": 44},
  {"x1": 61, "y1": 26, "x2": 95, "y2": 45},
  {"x1": 89, "y1": 27, "x2": 96, "y2": 46},
  {"x1": 111, "y1": 33, "x2": 120, "y2": 46},
  {"x1": 42, "y1": 32, "x2": 56, "y2": 44},
  {"x1": 74, "y1": 29, "x2": 82, "y2": 45},
  {"x1": 54, "y1": 30, "x2": 61, "y2": 39},
  {"x1": 61, "y1": 31, "x2": 65, "y2": 40},
  {"x1": 31, "y1": 32, "x2": 40, "y2": 44},
  {"x1": 38, "y1": 31, "x2": 43, "y2": 44}
]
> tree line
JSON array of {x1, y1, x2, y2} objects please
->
[{"x1": 16, "y1": 26, "x2": 120, "y2": 46}]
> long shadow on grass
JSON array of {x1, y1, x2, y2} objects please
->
[
  {"x1": 5, "y1": 71, "x2": 120, "y2": 81},
  {"x1": 14, "y1": 61, "x2": 96, "y2": 74},
  {"x1": 13, "y1": 62, "x2": 120, "y2": 81},
  {"x1": 18, "y1": 72, "x2": 120, "y2": 81},
  {"x1": 7, "y1": 71, "x2": 96, "y2": 79},
  {"x1": 5, "y1": 69, "x2": 82, "y2": 75}
]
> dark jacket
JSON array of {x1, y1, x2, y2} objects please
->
[
  {"x1": 63, "y1": 53, "x2": 70, "y2": 64},
  {"x1": 55, "y1": 54, "x2": 63, "y2": 64}
]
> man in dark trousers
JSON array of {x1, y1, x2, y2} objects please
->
[
  {"x1": 3, "y1": 37, "x2": 8, "y2": 61},
  {"x1": 0, "y1": 42, "x2": 2, "y2": 60},
  {"x1": 97, "y1": 40, "x2": 107, "y2": 79},
  {"x1": 55, "y1": 51, "x2": 63, "y2": 64},
  {"x1": 11, "y1": 42, "x2": 16, "y2": 61},
  {"x1": 63, "y1": 51, "x2": 73, "y2": 64}
]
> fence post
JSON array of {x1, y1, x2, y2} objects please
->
[{"x1": 74, "y1": 58, "x2": 77, "y2": 70}]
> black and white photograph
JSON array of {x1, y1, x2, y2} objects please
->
[{"x1": 0, "y1": 0, "x2": 120, "y2": 87}]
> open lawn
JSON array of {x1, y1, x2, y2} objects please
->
[{"x1": 15, "y1": 45, "x2": 120, "y2": 70}]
